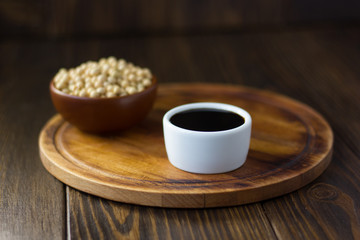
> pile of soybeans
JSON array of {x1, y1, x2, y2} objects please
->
[{"x1": 53, "y1": 57, "x2": 153, "y2": 98}]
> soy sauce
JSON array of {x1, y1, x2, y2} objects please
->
[{"x1": 170, "y1": 108, "x2": 244, "y2": 132}]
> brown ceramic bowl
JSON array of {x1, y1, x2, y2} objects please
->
[{"x1": 50, "y1": 77, "x2": 158, "y2": 133}]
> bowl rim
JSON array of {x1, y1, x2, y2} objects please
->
[
  {"x1": 50, "y1": 76, "x2": 158, "y2": 100},
  {"x1": 163, "y1": 102, "x2": 252, "y2": 135}
]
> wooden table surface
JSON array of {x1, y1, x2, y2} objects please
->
[{"x1": 1, "y1": 25, "x2": 359, "y2": 239}]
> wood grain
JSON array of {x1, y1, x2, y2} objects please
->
[
  {"x1": 39, "y1": 83, "x2": 333, "y2": 208},
  {"x1": 0, "y1": 43, "x2": 65, "y2": 238},
  {"x1": 1, "y1": 23, "x2": 360, "y2": 238},
  {"x1": 1, "y1": 0, "x2": 359, "y2": 38},
  {"x1": 67, "y1": 187, "x2": 277, "y2": 239}
]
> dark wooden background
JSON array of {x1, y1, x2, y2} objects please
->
[
  {"x1": 1, "y1": 0, "x2": 360, "y2": 239},
  {"x1": 1, "y1": 0, "x2": 360, "y2": 38}
]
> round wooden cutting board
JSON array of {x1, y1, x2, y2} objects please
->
[{"x1": 39, "y1": 83, "x2": 333, "y2": 208}]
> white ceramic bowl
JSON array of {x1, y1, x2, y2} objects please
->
[{"x1": 163, "y1": 102, "x2": 252, "y2": 174}]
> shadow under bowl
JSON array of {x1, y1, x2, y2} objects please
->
[{"x1": 50, "y1": 77, "x2": 158, "y2": 133}]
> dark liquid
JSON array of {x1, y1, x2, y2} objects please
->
[{"x1": 170, "y1": 108, "x2": 245, "y2": 132}]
